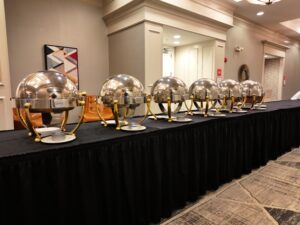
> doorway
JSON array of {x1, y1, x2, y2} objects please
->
[
  {"x1": 263, "y1": 54, "x2": 283, "y2": 101},
  {"x1": 262, "y1": 43, "x2": 286, "y2": 102}
]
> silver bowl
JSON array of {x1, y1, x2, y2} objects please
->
[
  {"x1": 219, "y1": 79, "x2": 244, "y2": 112},
  {"x1": 189, "y1": 78, "x2": 219, "y2": 101},
  {"x1": 241, "y1": 80, "x2": 265, "y2": 107},
  {"x1": 151, "y1": 76, "x2": 188, "y2": 103},
  {"x1": 15, "y1": 71, "x2": 79, "y2": 113},
  {"x1": 219, "y1": 79, "x2": 243, "y2": 98},
  {"x1": 100, "y1": 74, "x2": 146, "y2": 117},
  {"x1": 13, "y1": 71, "x2": 85, "y2": 142}
]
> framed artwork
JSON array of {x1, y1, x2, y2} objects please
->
[{"x1": 44, "y1": 44, "x2": 79, "y2": 88}]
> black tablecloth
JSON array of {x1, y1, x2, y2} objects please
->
[{"x1": 0, "y1": 100, "x2": 300, "y2": 225}]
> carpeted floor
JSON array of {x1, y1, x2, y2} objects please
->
[{"x1": 160, "y1": 148, "x2": 300, "y2": 225}]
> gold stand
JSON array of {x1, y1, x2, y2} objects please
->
[
  {"x1": 16, "y1": 92, "x2": 87, "y2": 142},
  {"x1": 187, "y1": 96, "x2": 195, "y2": 115},
  {"x1": 167, "y1": 97, "x2": 172, "y2": 122},
  {"x1": 24, "y1": 103, "x2": 42, "y2": 142},
  {"x1": 95, "y1": 97, "x2": 108, "y2": 127},
  {"x1": 139, "y1": 95, "x2": 157, "y2": 124},
  {"x1": 204, "y1": 96, "x2": 209, "y2": 117},
  {"x1": 229, "y1": 96, "x2": 235, "y2": 113},
  {"x1": 251, "y1": 95, "x2": 257, "y2": 109}
]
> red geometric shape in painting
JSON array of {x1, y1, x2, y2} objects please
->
[{"x1": 70, "y1": 52, "x2": 78, "y2": 61}]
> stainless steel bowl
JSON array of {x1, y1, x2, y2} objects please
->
[
  {"x1": 219, "y1": 79, "x2": 243, "y2": 98},
  {"x1": 14, "y1": 71, "x2": 79, "y2": 113},
  {"x1": 151, "y1": 76, "x2": 188, "y2": 103},
  {"x1": 189, "y1": 78, "x2": 219, "y2": 100},
  {"x1": 100, "y1": 74, "x2": 146, "y2": 117},
  {"x1": 241, "y1": 80, "x2": 264, "y2": 97},
  {"x1": 241, "y1": 80, "x2": 265, "y2": 106}
]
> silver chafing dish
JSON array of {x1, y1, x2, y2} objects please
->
[
  {"x1": 12, "y1": 71, "x2": 86, "y2": 142},
  {"x1": 151, "y1": 76, "x2": 189, "y2": 122},
  {"x1": 241, "y1": 80, "x2": 265, "y2": 109},
  {"x1": 99, "y1": 74, "x2": 155, "y2": 130},
  {"x1": 219, "y1": 79, "x2": 244, "y2": 113},
  {"x1": 188, "y1": 78, "x2": 220, "y2": 117}
]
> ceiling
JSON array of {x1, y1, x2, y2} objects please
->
[
  {"x1": 163, "y1": 26, "x2": 213, "y2": 47},
  {"x1": 225, "y1": 0, "x2": 300, "y2": 40}
]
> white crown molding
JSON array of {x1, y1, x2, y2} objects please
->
[
  {"x1": 104, "y1": 1, "x2": 230, "y2": 41},
  {"x1": 234, "y1": 16, "x2": 300, "y2": 47}
]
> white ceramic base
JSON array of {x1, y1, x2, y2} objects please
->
[
  {"x1": 148, "y1": 115, "x2": 175, "y2": 120},
  {"x1": 173, "y1": 117, "x2": 192, "y2": 123},
  {"x1": 121, "y1": 125, "x2": 146, "y2": 132},
  {"x1": 41, "y1": 134, "x2": 76, "y2": 144},
  {"x1": 101, "y1": 120, "x2": 128, "y2": 126},
  {"x1": 36, "y1": 127, "x2": 60, "y2": 137}
]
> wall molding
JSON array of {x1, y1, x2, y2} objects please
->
[{"x1": 104, "y1": 1, "x2": 231, "y2": 41}]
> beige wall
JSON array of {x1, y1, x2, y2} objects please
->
[
  {"x1": 224, "y1": 18, "x2": 300, "y2": 100},
  {"x1": 224, "y1": 25, "x2": 264, "y2": 82},
  {"x1": 283, "y1": 44, "x2": 300, "y2": 99},
  {"x1": 108, "y1": 23, "x2": 145, "y2": 83},
  {"x1": 5, "y1": 0, "x2": 109, "y2": 97}
]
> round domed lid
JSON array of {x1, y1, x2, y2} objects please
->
[
  {"x1": 16, "y1": 71, "x2": 78, "y2": 99},
  {"x1": 189, "y1": 78, "x2": 219, "y2": 100},
  {"x1": 15, "y1": 71, "x2": 79, "y2": 112},
  {"x1": 100, "y1": 74, "x2": 145, "y2": 106},
  {"x1": 151, "y1": 76, "x2": 188, "y2": 103},
  {"x1": 219, "y1": 79, "x2": 243, "y2": 98},
  {"x1": 241, "y1": 80, "x2": 264, "y2": 97}
]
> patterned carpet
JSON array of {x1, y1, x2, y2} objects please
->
[{"x1": 160, "y1": 148, "x2": 300, "y2": 225}]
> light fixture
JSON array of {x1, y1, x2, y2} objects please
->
[
  {"x1": 234, "y1": 0, "x2": 243, "y2": 2},
  {"x1": 247, "y1": 0, "x2": 280, "y2": 5},
  {"x1": 173, "y1": 41, "x2": 180, "y2": 45},
  {"x1": 257, "y1": 11, "x2": 264, "y2": 16},
  {"x1": 173, "y1": 35, "x2": 181, "y2": 39},
  {"x1": 297, "y1": 29, "x2": 300, "y2": 34}
]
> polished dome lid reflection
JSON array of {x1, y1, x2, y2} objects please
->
[
  {"x1": 241, "y1": 80, "x2": 264, "y2": 97},
  {"x1": 15, "y1": 71, "x2": 79, "y2": 112},
  {"x1": 219, "y1": 79, "x2": 243, "y2": 98},
  {"x1": 100, "y1": 74, "x2": 145, "y2": 106},
  {"x1": 189, "y1": 78, "x2": 219, "y2": 100},
  {"x1": 151, "y1": 76, "x2": 188, "y2": 103}
]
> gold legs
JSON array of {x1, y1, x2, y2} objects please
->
[
  {"x1": 139, "y1": 95, "x2": 157, "y2": 124},
  {"x1": 167, "y1": 97, "x2": 172, "y2": 122},
  {"x1": 204, "y1": 96, "x2": 209, "y2": 117},
  {"x1": 24, "y1": 103, "x2": 41, "y2": 142},
  {"x1": 113, "y1": 100, "x2": 121, "y2": 130},
  {"x1": 61, "y1": 111, "x2": 69, "y2": 131},
  {"x1": 230, "y1": 96, "x2": 235, "y2": 113},
  {"x1": 95, "y1": 98, "x2": 108, "y2": 127}
]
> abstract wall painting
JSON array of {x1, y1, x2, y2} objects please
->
[{"x1": 44, "y1": 44, "x2": 79, "y2": 88}]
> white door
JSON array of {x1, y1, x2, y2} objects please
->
[{"x1": 0, "y1": 0, "x2": 13, "y2": 130}]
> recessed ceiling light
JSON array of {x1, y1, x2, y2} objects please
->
[
  {"x1": 173, "y1": 35, "x2": 181, "y2": 39},
  {"x1": 297, "y1": 29, "x2": 300, "y2": 34},
  {"x1": 234, "y1": 0, "x2": 242, "y2": 2},
  {"x1": 257, "y1": 11, "x2": 264, "y2": 16},
  {"x1": 173, "y1": 41, "x2": 180, "y2": 45}
]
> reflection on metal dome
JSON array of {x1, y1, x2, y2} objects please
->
[{"x1": 13, "y1": 71, "x2": 86, "y2": 142}]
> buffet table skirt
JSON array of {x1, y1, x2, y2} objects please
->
[{"x1": 0, "y1": 100, "x2": 300, "y2": 225}]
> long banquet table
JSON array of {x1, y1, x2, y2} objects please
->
[{"x1": 0, "y1": 100, "x2": 300, "y2": 225}]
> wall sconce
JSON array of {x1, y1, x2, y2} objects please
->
[{"x1": 235, "y1": 46, "x2": 244, "y2": 52}]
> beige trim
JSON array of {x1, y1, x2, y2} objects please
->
[
  {"x1": 234, "y1": 16, "x2": 297, "y2": 46},
  {"x1": 262, "y1": 43, "x2": 286, "y2": 101},
  {"x1": 105, "y1": 2, "x2": 228, "y2": 41},
  {"x1": 0, "y1": 0, "x2": 13, "y2": 130},
  {"x1": 158, "y1": 0, "x2": 233, "y2": 27}
]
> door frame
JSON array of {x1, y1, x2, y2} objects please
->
[{"x1": 262, "y1": 41, "x2": 288, "y2": 101}]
